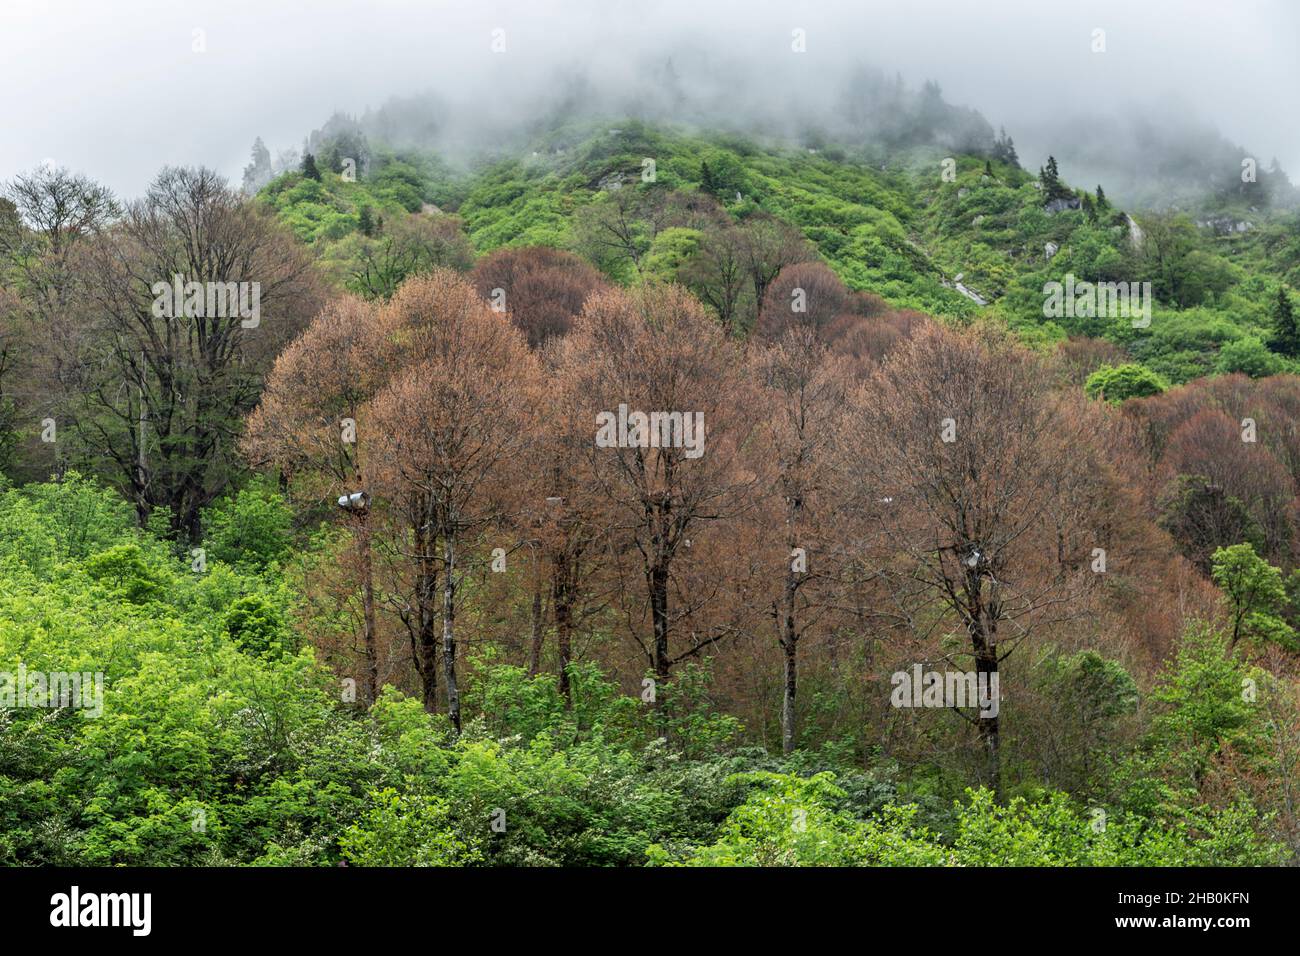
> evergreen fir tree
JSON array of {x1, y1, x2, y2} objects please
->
[
  {"x1": 1040, "y1": 156, "x2": 1073, "y2": 203},
  {"x1": 241, "y1": 136, "x2": 273, "y2": 195},
  {"x1": 1268, "y1": 287, "x2": 1300, "y2": 357},
  {"x1": 1095, "y1": 184, "x2": 1108, "y2": 210},
  {"x1": 992, "y1": 126, "x2": 1020, "y2": 168},
  {"x1": 1043, "y1": 156, "x2": 1060, "y2": 191},
  {"x1": 358, "y1": 205, "x2": 375, "y2": 237},
  {"x1": 300, "y1": 152, "x2": 322, "y2": 181},
  {"x1": 700, "y1": 160, "x2": 718, "y2": 196}
]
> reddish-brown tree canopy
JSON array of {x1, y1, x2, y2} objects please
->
[
  {"x1": 470, "y1": 245, "x2": 607, "y2": 348},
  {"x1": 755, "y1": 261, "x2": 849, "y2": 341}
]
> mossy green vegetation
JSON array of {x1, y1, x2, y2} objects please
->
[
  {"x1": 0, "y1": 474, "x2": 1290, "y2": 866},
  {"x1": 262, "y1": 120, "x2": 1298, "y2": 391}
]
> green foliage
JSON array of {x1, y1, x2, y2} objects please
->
[
  {"x1": 253, "y1": 120, "x2": 1297, "y2": 382},
  {"x1": 0, "y1": 475, "x2": 1292, "y2": 867},
  {"x1": 0, "y1": 476, "x2": 346, "y2": 865},
  {"x1": 340, "y1": 789, "x2": 482, "y2": 866},
  {"x1": 1268, "y1": 286, "x2": 1300, "y2": 357},
  {"x1": 8, "y1": 118, "x2": 1300, "y2": 868},
  {"x1": 1142, "y1": 623, "x2": 1271, "y2": 792},
  {"x1": 650, "y1": 771, "x2": 947, "y2": 866},
  {"x1": 1025, "y1": 650, "x2": 1139, "y2": 796},
  {"x1": 641, "y1": 226, "x2": 700, "y2": 282},
  {"x1": 1214, "y1": 335, "x2": 1286, "y2": 377},
  {"x1": 83, "y1": 543, "x2": 169, "y2": 604},
  {"x1": 1084, "y1": 363, "x2": 1169, "y2": 402},
  {"x1": 651, "y1": 775, "x2": 1285, "y2": 867},
  {"x1": 222, "y1": 594, "x2": 290, "y2": 658},
  {"x1": 1211, "y1": 543, "x2": 1297, "y2": 649},
  {"x1": 202, "y1": 475, "x2": 294, "y2": 570},
  {"x1": 300, "y1": 153, "x2": 321, "y2": 182}
]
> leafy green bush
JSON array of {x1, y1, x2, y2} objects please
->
[
  {"x1": 341, "y1": 789, "x2": 482, "y2": 866},
  {"x1": 1084, "y1": 362, "x2": 1169, "y2": 402},
  {"x1": 203, "y1": 475, "x2": 295, "y2": 570}
]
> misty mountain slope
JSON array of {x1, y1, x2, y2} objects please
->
[
  {"x1": 258, "y1": 119, "x2": 1300, "y2": 386},
  {"x1": 1016, "y1": 111, "x2": 1299, "y2": 215},
  {"x1": 457, "y1": 124, "x2": 973, "y2": 314}
]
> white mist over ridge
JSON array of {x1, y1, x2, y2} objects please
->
[{"x1": 1, "y1": 0, "x2": 1296, "y2": 205}]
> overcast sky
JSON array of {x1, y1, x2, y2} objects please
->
[{"x1": 2, "y1": 0, "x2": 1297, "y2": 197}]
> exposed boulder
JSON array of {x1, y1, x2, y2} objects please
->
[{"x1": 1044, "y1": 197, "x2": 1082, "y2": 214}]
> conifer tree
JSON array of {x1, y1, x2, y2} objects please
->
[
  {"x1": 241, "y1": 137, "x2": 273, "y2": 195},
  {"x1": 1040, "y1": 156, "x2": 1072, "y2": 203},
  {"x1": 992, "y1": 126, "x2": 1020, "y2": 168},
  {"x1": 1268, "y1": 287, "x2": 1300, "y2": 357},
  {"x1": 700, "y1": 160, "x2": 718, "y2": 196}
]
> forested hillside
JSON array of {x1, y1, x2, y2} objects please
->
[{"x1": 3, "y1": 102, "x2": 1300, "y2": 868}]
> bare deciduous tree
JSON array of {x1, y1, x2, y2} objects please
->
[
  {"x1": 367, "y1": 271, "x2": 542, "y2": 729},
  {"x1": 839, "y1": 324, "x2": 1141, "y2": 788},
  {"x1": 556, "y1": 283, "x2": 756, "y2": 684}
]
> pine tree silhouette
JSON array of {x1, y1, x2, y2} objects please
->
[{"x1": 1269, "y1": 288, "x2": 1300, "y2": 357}]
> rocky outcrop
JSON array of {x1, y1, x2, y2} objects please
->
[
  {"x1": 1195, "y1": 216, "x2": 1254, "y2": 236},
  {"x1": 1044, "y1": 197, "x2": 1082, "y2": 214},
  {"x1": 942, "y1": 272, "x2": 989, "y2": 306},
  {"x1": 1125, "y1": 214, "x2": 1144, "y2": 250}
]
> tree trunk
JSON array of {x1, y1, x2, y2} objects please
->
[
  {"x1": 975, "y1": 648, "x2": 1000, "y2": 791},
  {"x1": 970, "y1": 598, "x2": 1001, "y2": 794},
  {"x1": 553, "y1": 551, "x2": 573, "y2": 705},
  {"x1": 135, "y1": 360, "x2": 149, "y2": 528},
  {"x1": 528, "y1": 583, "x2": 544, "y2": 677},
  {"x1": 781, "y1": 630, "x2": 797, "y2": 756},
  {"x1": 781, "y1": 503, "x2": 801, "y2": 755},
  {"x1": 967, "y1": 574, "x2": 993, "y2": 790},
  {"x1": 650, "y1": 560, "x2": 670, "y2": 682},
  {"x1": 442, "y1": 533, "x2": 461, "y2": 733},
  {"x1": 355, "y1": 509, "x2": 379, "y2": 706},
  {"x1": 415, "y1": 522, "x2": 439, "y2": 713}
]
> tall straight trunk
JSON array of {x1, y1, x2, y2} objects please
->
[
  {"x1": 780, "y1": 574, "x2": 798, "y2": 755},
  {"x1": 528, "y1": 583, "x2": 544, "y2": 677},
  {"x1": 553, "y1": 551, "x2": 573, "y2": 705},
  {"x1": 781, "y1": 635, "x2": 797, "y2": 756},
  {"x1": 650, "y1": 560, "x2": 670, "y2": 682},
  {"x1": 781, "y1": 499, "x2": 802, "y2": 755},
  {"x1": 414, "y1": 520, "x2": 439, "y2": 713},
  {"x1": 967, "y1": 578, "x2": 1000, "y2": 794},
  {"x1": 442, "y1": 533, "x2": 461, "y2": 733},
  {"x1": 974, "y1": 646, "x2": 1000, "y2": 791},
  {"x1": 136, "y1": 356, "x2": 149, "y2": 527},
  {"x1": 356, "y1": 509, "x2": 379, "y2": 706}
]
